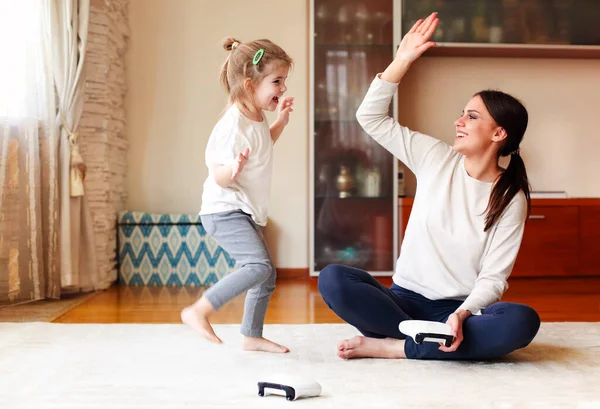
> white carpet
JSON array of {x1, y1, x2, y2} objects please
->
[{"x1": 1, "y1": 323, "x2": 600, "y2": 409}]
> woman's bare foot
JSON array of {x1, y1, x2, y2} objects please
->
[
  {"x1": 243, "y1": 336, "x2": 289, "y2": 353},
  {"x1": 337, "y1": 336, "x2": 406, "y2": 360},
  {"x1": 181, "y1": 297, "x2": 222, "y2": 344}
]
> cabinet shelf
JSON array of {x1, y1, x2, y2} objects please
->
[
  {"x1": 316, "y1": 196, "x2": 394, "y2": 200},
  {"x1": 315, "y1": 43, "x2": 394, "y2": 49},
  {"x1": 425, "y1": 43, "x2": 600, "y2": 59},
  {"x1": 315, "y1": 119, "x2": 358, "y2": 124}
]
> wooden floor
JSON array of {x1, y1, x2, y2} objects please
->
[{"x1": 55, "y1": 276, "x2": 600, "y2": 324}]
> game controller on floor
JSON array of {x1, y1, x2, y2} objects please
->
[
  {"x1": 399, "y1": 320, "x2": 455, "y2": 347},
  {"x1": 257, "y1": 375, "x2": 322, "y2": 401}
]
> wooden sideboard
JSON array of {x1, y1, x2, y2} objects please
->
[{"x1": 398, "y1": 198, "x2": 600, "y2": 277}]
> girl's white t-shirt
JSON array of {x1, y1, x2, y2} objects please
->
[{"x1": 200, "y1": 105, "x2": 273, "y2": 226}]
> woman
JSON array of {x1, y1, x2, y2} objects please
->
[{"x1": 318, "y1": 13, "x2": 540, "y2": 360}]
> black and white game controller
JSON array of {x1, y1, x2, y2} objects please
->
[
  {"x1": 399, "y1": 320, "x2": 455, "y2": 347},
  {"x1": 257, "y1": 375, "x2": 322, "y2": 401}
]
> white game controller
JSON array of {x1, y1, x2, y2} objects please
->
[
  {"x1": 399, "y1": 320, "x2": 455, "y2": 347},
  {"x1": 257, "y1": 375, "x2": 322, "y2": 401}
]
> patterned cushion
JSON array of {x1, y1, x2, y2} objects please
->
[{"x1": 117, "y1": 211, "x2": 235, "y2": 286}]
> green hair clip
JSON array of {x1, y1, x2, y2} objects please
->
[{"x1": 253, "y1": 48, "x2": 265, "y2": 65}]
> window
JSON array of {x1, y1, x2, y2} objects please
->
[{"x1": 0, "y1": 0, "x2": 47, "y2": 119}]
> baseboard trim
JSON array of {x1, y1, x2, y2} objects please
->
[{"x1": 276, "y1": 268, "x2": 309, "y2": 279}]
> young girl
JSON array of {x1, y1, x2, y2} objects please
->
[{"x1": 181, "y1": 38, "x2": 294, "y2": 353}]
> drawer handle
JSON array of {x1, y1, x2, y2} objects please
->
[{"x1": 528, "y1": 215, "x2": 546, "y2": 220}]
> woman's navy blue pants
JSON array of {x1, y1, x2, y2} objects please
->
[{"x1": 318, "y1": 264, "x2": 541, "y2": 360}]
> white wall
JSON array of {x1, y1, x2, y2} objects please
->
[
  {"x1": 126, "y1": 1, "x2": 600, "y2": 268},
  {"x1": 397, "y1": 57, "x2": 600, "y2": 197}
]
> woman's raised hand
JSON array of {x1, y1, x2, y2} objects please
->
[
  {"x1": 381, "y1": 12, "x2": 439, "y2": 83},
  {"x1": 396, "y1": 12, "x2": 439, "y2": 64}
]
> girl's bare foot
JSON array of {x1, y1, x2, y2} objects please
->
[
  {"x1": 181, "y1": 297, "x2": 222, "y2": 344},
  {"x1": 243, "y1": 336, "x2": 289, "y2": 353},
  {"x1": 337, "y1": 336, "x2": 406, "y2": 360}
]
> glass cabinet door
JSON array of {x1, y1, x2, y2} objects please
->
[
  {"x1": 402, "y1": 0, "x2": 600, "y2": 46},
  {"x1": 311, "y1": 0, "x2": 397, "y2": 275}
]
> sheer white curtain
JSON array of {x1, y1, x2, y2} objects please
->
[
  {"x1": 0, "y1": 0, "x2": 60, "y2": 304},
  {"x1": 44, "y1": 0, "x2": 105, "y2": 292}
]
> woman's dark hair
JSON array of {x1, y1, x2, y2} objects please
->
[{"x1": 475, "y1": 90, "x2": 531, "y2": 231}]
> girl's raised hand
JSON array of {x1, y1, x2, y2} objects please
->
[{"x1": 277, "y1": 96, "x2": 294, "y2": 127}]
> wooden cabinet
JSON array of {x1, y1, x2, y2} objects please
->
[
  {"x1": 398, "y1": 198, "x2": 412, "y2": 250},
  {"x1": 308, "y1": 0, "x2": 600, "y2": 277},
  {"x1": 513, "y1": 206, "x2": 579, "y2": 276},
  {"x1": 398, "y1": 198, "x2": 600, "y2": 277},
  {"x1": 310, "y1": 0, "x2": 398, "y2": 276},
  {"x1": 580, "y1": 206, "x2": 600, "y2": 275}
]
